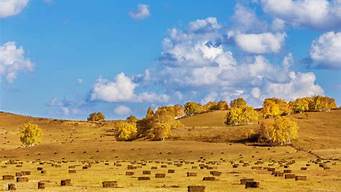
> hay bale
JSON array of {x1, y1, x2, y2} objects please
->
[
  {"x1": 301, "y1": 167, "x2": 308, "y2": 170},
  {"x1": 203, "y1": 176, "x2": 216, "y2": 181},
  {"x1": 267, "y1": 167, "x2": 276, "y2": 172},
  {"x1": 38, "y1": 181, "x2": 45, "y2": 189},
  {"x1": 210, "y1": 171, "x2": 222, "y2": 176},
  {"x1": 295, "y1": 176, "x2": 307, "y2": 181},
  {"x1": 285, "y1": 174, "x2": 296, "y2": 179},
  {"x1": 61, "y1": 179, "x2": 72, "y2": 186},
  {"x1": 168, "y1": 169, "x2": 175, "y2": 173},
  {"x1": 3, "y1": 175, "x2": 15, "y2": 180},
  {"x1": 8, "y1": 183, "x2": 16, "y2": 191},
  {"x1": 138, "y1": 176, "x2": 150, "y2": 180},
  {"x1": 187, "y1": 172, "x2": 197, "y2": 177},
  {"x1": 188, "y1": 185, "x2": 205, "y2": 192},
  {"x1": 245, "y1": 181, "x2": 259, "y2": 188},
  {"x1": 143, "y1": 170, "x2": 151, "y2": 175},
  {"x1": 21, "y1": 171, "x2": 31, "y2": 176},
  {"x1": 15, "y1": 172, "x2": 23, "y2": 177},
  {"x1": 127, "y1": 165, "x2": 136, "y2": 170},
  {"x1": 126, "y1": 171, "x2": 134, "y2": 176},
  {"x1": 272, "y1": 171, "x2": 284, "y2": 177},
  {"x1": 155, "y1": 173, "x2": 166, "y2": 178},
  {"x1": 16, "y1": 177, "x2": 29, "y2": 182},
  {"x1": 37, "y1": 167, "x2": 44, "y2": 171},
  {"x1": 240, "y1": 178, "x2": 254, "y2": 185},
  {"x1": 102, "y1": 181, "x2": 118, "y2": 188},
  {"x1": 68, "y1": 170, "x2": 76, "y2": 174},
  {"x1": 283, "y1": 169, "x2": 292, "y2": 173}
]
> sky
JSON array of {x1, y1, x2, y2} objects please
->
[{"x1": 0, "y1": 0, "x2": 341, "y2": 120}]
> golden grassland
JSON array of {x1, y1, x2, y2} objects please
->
[{"x1": 0, "y1": 110, "x2": 340, "y2": 191}]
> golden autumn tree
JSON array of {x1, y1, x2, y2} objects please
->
[
  {"x1": 115, "y1": 121, "x2": 137, "y2": 141},
  {"x1": 87, "y1": 112, "x2": 105, "y2": 121},
  {"x1": 262, "y1": 98, "x2": 290, "y2": 118},
  {"x1": 19, "y1": 122, "x2": 42, "y2": 147},
  {"x1": 259, "y1": 117, "x2": 299, "y2": 145},
  {"x1": 225, "y1": 98, "x2": 259, "y2": 126},
  {"x1": 290, "y1": 97, "x2": 310, "y2": 113},
  {"x1": 184, "y1": 102, "x2": 204, "y2": 116},
  {"x1": 308, "y1": 96, "x2": 337, "y2": 112}
]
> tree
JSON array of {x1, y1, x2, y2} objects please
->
[
  {"x1": 126, "y1": 115, "x2": 138, "y2": 123},
  {"x1": 225, "y1": 106, "x2": 259, "y2": 126},
  {"x1": 308, "y1": 96, "x2": 337, "y2": 112},
  {"x1": 262, "y1": 98, "x2": 290, "y2": 118},
  {"x1": 146, "y1": 107, "x2": 154, "y2": 119},
  {"x1": 216, "y1": 101, "x2": 229, "y2": 110},
  {"x1": 152, "y1": 122, "x2": 171, "y2": 141},
  {"x1": 259, "y1": 117, "x2": 299, "y2": 145},
  {"x1": 290, "y1": 98, "x2": 310, "y2": 113},
  {"x1": 230, "y1": 98, "x2": 247, "y2": 108},
  {"x1": 87, "y1": 112, "x2": 105, "y2": 121},
  {"x1": 19, "y1": 123, "x2": 42, "y2": 147},
  {"x1": 115, "y1": 121, "x2": 137, "y2": 141},
  {"x1": 184, "y1": 102, "x2": 204, "y2": 116}
]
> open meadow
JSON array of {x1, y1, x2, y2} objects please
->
[{"x1": 0, "y1": 110, "x2": 340, "y2": 191}]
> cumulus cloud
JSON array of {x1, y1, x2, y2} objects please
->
[
  {"x1": 48, "y1": 98, "x2": 83, "y2": 116},
  {"x1": 148, "y1": 17, "x2": 323, "y2": 104},
  {"x1": 114, "y1": 105, "x2": 132, "y2": 116},
  {"x1": 0, "y1": 41, "x2": 33, "y2": 82},
  {"x1": 90, "y1": 73, "x2": 169, "y2": 103},
  {"x1": 129, "y1": 4, "x2": 150, "y2": 20},
  {"x1": 260, "y1": 0, "x2": 341, "y2": 30},
  {"x1": 0, "y1": 0, "x2": 29, "y2": 18},
  {"x1": 309, "y1": 31, "x2": 341, "y2": 69},
  {"x1": 233, "y1": 32, "x2": 286, "y2": 54}
]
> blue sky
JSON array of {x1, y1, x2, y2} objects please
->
[{"x1": 0, "y1": 0, "x2": 341, "y2": 119}]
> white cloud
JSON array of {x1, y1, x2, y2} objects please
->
[
  {"x1": 48, "y1": 98, "x2": 82, "y2": 116},
  {"x1": 234, "y1": 32, "x2": 286, "y2": 54},
  {"x1": 149, "y1": 17, "x2": 323, "y2": 104},
  {"x1": 310, "y1": 31, "x2": 341, "y2": 69},
  {"x1": 129, "y1": 4, "x2": 150, "y2": 20},
  {"x1": 0, "y1": 0, "x2": 29, "y2": 18},
  {"x1": 90, "y1": 73, "x2": 169, "y2": 103},
  {"x1": 90, "y1": 73, "x2": 137, "y2": 102},
  {"x1": 260, "y1": 0, "x2": 341, "y2": 30},
  {"x1": 189, "y1": 17, "x2": 221, "y2": 32},
  {"x1": 114, "y1": 105, "x2": 132, "y2": 116},
  {"x1": 0, "y1": 41, "x2": 33, "y2": 82}
]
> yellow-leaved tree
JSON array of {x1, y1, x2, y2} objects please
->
[
  {"x1": 290, "y1": 97, "x2": 310, "y2": 113},
  {"x1": 259, "y1": 117, "x2": 299, "y2": 145},
  {"x1": 262, "y1": 98, "x2": 290, "y2": 118},
  {"x1": 225, "y1": 98, "x2": 259, "y2": 126},
  {"x1": 19, "y1": 122, "x2": 42, "y2": 147},
  {"x1": 115, "y1": 121, "x2": 137, "y2": 141}
]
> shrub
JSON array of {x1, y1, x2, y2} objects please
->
[
  {"x1": 225, "y1": 106, "x2": 259, "y2": 126},
  {"x1": 115, "y1": 121, "x2": 137, "y2": 141},
  {"x1": 19, "y1": 123, "x2": 42, "y2": 147},
  {"x1": 259, "y1": 117, "x2": 299, "y2": 145},
  {"x1": 184, "y1": 102, "x2": 204, "y2": 116},
  {"x1": 87, "y1": 112, "x2": 105, "y2": 121},
  {"x1": 151, "y1": 122, "x2": 171, "y2": 141}
]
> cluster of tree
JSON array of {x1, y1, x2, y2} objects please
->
[
  {"x1": 87, "y1": 112, "x2": 105, "y2": 122},
  {"x1": 290, "y1": 96, "x2": 336, "y2": 113},
  {"x1": 258, "y1": 117, "x2": 299, "y2": 146},
  {"x1": 225, "y1": 98, "x2": 259, "y2": 126},
  {"x1": 137, "y1": 106, "x2": 184, "y2": 141},
  {"x1": 262, "y1": 98, "x2": 290, "y2": 118},
  {"x1": 19, "y1": 122, "x2": 42, "y2": 147},
  {"x1": 184, "y1": 100, "x2": 228, "y2": 116}
]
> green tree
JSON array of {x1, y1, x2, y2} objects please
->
[
  {"x1": 115, "y1": 121, "x2": 137, "y2": 141},
  {"x1": 19, "y1": 123, "x2": 42, "y2": 147},
  {"x1": 87, "y1": 112, "x2": 105, "y2": 121},
  {"x1": 259, "y1": 117, "x2": 299, "y2": 145}
]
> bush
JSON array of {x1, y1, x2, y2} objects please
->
[
  {"x1": 259, "y1": 117, "x2": 299, "y2": 145},
  {"x1": 19, "y1": 122, "x2": 42, "y2": 147},
  {"x1": 225, "y1": 106, "x2": 259, "y2": 126},
  {"x1": 115, "y1": 121, "x2": 137, "y2": 141},
  {"x1": 87, "y1": 112, "x2": 105, "y2": 121}
]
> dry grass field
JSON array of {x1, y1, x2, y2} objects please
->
[{"x1": 0, "y1": 110, "x2": 340, "y2": 191}]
